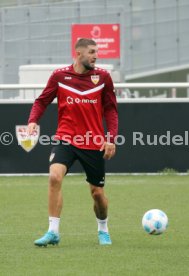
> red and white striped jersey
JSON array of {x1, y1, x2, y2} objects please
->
[{"x1": 28, "y1": 64, "x2": 118, "y2": 150}]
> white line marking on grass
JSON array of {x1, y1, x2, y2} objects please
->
[{"x1": 0, "y1": 172, "x2": 189, "y2": 177}]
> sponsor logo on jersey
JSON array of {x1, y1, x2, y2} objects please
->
[
  {"x1": 91, "y1": 75, "x2": 100, "y2": 85},
  {"x1": 66, "y1": 96, "x2": 97, "y2": 104},
  {"x1": 64, "y1": 76, "x2": 72, "y2": 80}
]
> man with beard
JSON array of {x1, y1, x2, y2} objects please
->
[{"x1": 28, "y1": 38, "x2": 118, "y2": 247}]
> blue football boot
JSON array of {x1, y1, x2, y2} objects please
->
[
  {"x1": 34, "y1": 231, "x2": 60, "y2": 247},
  {"x1": 98, "y1": 231, "x2": 112, "y2": 245}
]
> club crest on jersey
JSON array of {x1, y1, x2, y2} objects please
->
[{"x1": 91, "y1": 75, "x2": 100, "y2": 85}]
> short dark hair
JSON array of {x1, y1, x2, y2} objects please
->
[{"x1": 75, "y1": 38, "x2": 96, "y2": 49}]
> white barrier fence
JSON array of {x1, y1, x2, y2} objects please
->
[{"x1": 0, "y1": 83, "x2": 189, "y2": 103}]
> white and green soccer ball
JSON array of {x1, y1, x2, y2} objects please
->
[{"x1": 142, "y1": 209, "x2": 168, "y2": 235}]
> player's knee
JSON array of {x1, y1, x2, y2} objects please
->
[
  {"x1": 91, "y1": 188, "x2": 104, "y2": 202},
  {"x1": 49, "y1": 172, "x2": 62, "y2": 186}
]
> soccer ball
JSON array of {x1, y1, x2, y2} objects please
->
[{"x1": 142, "y1": 209, "x2": 168, "y2": 235}]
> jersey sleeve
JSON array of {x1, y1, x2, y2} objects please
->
[
  {"x1": 102, "y1": 73, "x2": 118, "y2": 143},
  {"x1": 28, "y1": 72, "x2": 58, "y2": 124}
]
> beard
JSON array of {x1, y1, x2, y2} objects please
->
[{"x1": 82, "y1": 61, "x2": 95, "y2": 70}]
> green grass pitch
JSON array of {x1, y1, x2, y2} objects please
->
[{"x1": 0, "y1": 174, "x2": 189, "y2": 276}]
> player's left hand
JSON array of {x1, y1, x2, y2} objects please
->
[{"x1": 100, "y1": 142, "x2": 116, "y2": 160}]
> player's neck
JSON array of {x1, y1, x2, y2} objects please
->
[{"x1": 73, "y1": 63, "x2": 89, "y2": 74}]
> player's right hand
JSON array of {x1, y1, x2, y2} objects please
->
[{"x1": 27, "y1": 122, "x2": 37, "y2": 135}]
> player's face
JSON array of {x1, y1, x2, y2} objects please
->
[{"x1": 79, "y1": 45, "x2": 98, "y2": 70}]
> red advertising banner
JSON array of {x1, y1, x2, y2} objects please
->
[{"x1": 72, "y1": 24, "x2": 120, "y2": 59}]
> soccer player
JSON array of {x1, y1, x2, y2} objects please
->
[{"x1": 28, "y1": 38, "x2": 118, "y2": 246}]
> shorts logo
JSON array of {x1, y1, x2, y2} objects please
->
[
  {"x1": 91, "y1": 75, "x2": 100, "y2": 85},
  {"x1": 49, "y1": 153, "x2": 55, "y2": 162}
]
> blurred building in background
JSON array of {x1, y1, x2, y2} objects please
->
[{"x1": 0, "y1": 0, "x2": 189, "y2": 84}]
